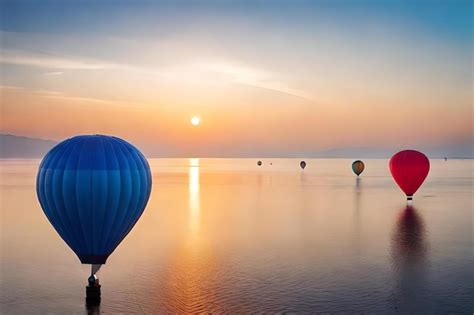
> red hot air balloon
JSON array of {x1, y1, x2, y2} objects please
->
[{"x1": 389, "y1": 150, "x2": 430, "y2": 200}]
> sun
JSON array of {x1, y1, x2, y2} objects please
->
[{"x1": 191, "y1": 116, "x2": 201, "y2": 126}]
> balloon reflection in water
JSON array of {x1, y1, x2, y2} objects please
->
[{"x1": 391, "y1": 206, "x2": 430, "y2": 313}]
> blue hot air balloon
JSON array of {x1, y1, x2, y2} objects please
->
[{"x1": 36, "y1": 135, "x2": 152, "y2": 268}]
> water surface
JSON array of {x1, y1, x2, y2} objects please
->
[{"x1": 1, "y1": 159, "x2": 472, "y2": 314}]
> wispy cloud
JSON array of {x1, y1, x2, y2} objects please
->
[
  {"x1": 0, "y1": 85, "x2": 149, "y2": 108},
  {"x1": 1, "y1": 48, "x2": 313, "y2": 100},
  {"x1": 195, "y1": 62, "x2": 314, "y2": 101},
  {"x1": 43, "y1": 71, "x2": 64, "y2": 76},
  {"x1": 0, "y1": 49, "x2": 124, "y2": 70}
]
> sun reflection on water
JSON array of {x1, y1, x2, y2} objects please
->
[{"x1": 188, "y1": 158, "x2": 200, "y2": 236}]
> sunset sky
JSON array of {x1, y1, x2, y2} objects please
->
[{"x1": 1, "y1": 0, "x2": 472, "y2": 157}]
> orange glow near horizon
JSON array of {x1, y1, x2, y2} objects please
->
[{"x1": 1, "y1": 84, "x2": 471, "y2": 157}]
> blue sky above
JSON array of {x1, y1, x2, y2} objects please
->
[{"x1": 1, "y1": 0, "x2": 472, "y2": 39}]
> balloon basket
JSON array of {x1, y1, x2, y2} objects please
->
[{"x1": 85, "y1": 284, "x2": 101, "y2": 306}]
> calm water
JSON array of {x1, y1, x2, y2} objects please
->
[{"x1": 1, "y1": 158, "x2": 472, "y2": 314}]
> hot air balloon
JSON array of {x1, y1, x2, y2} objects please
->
[
  {"x1": 352, "y1": 160, "x2": 365, "y2": 176},
  {"x1": 36, "y1": 135, "x2": 152, "y2": 289},
  {"x1": 300, "y1": 161, "x2": 306, "y2": 170},
  {"x1": 257, "y1": 160, "x2": 262, "y2": 166},
  {"x1": 389, "y1": 150, "x2": 429, "y2": 201}
]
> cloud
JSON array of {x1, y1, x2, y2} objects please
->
[
  {"x1": 43, "y1": 71, "x2": 64, "y2": 76},
  {"x1": 195, "y1": 62, "x2": 314, "y2": 101},
  {"x1": 0, "y1": 85, "x2": 149, "y2": 108},
  {"x1": 0, "y1": 48, "x2": 313, "y2": 101},
  {"x1": 0, "y1": 49, "x2": 125, "y2": 70}
]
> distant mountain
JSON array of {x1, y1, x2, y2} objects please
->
[
  {"x1": 309, "y1": 147, "x2": 393, "y2": 158},
  {"x1": 310, "y1": 144, "x2": 472, "y2": 159},
  {"x1": 0, "y1": 134, "x2": 57, "y2": 158}
]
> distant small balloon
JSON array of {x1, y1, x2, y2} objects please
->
[
  {"x1": 300, "y1": 161, "x2": 306, "y2": 170},
  {"x1": 352, "y1": 160, "x2": 365, "y2": 176},
  {"x1": 389, "y1": 150, "x2": 430, "y2": 201},
  {"x1": 257, "y1": 160, "x2": 262, "y2": 166}
]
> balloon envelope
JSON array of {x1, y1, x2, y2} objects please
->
[
  {"x1": 300, "y1": 161, "x2": 306, "y2": 169},
  {"x1": 389, "y1": 150, "x2": 429, "y2": 198},
  {"x1": 352, "y1": 160, "x2": 365, "y2": 176},
  {"x1": 36, "y1": 135, "x2": 152, "y2": 264}
]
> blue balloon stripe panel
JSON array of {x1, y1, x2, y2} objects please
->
[
  {"x1": 105, "y1": 140, "x2": 142, "y2": 251},
  {"x1": 39, "y1": 139, "x2": 78, "y2": 250},
  {"x1": 91, "y1": 138, "x2": 107, "y2": 254},
  {"x1": 97, "y1": 138, "x2": 123, "y2": 251},
  {"x1": 97, "y1": 170, "x2": 121, "y2": 252},
  {"x1": 63, "y1": 170, "x2": 88, "y2": 252},
  {"x1": 106, "y1": 140, "x2": 152, "y2": 251},
  {"x1": 36, "y1": 135, "x2": 152, "y2": 264},
  {"x1": 56, "y1": 141, "x2": 86, "y2": 249},
  {"x1": 116, "y1": 138, "x2": 152, "y2": 245}
]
